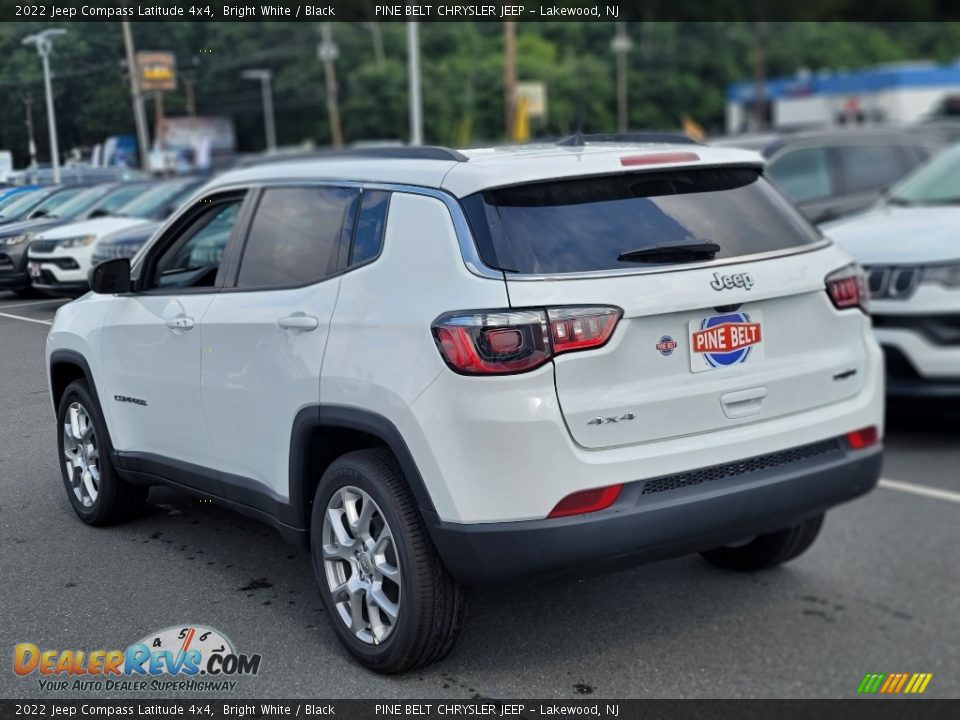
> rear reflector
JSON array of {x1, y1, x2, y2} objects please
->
[
  {"x1": 548, "y1": 484, "x2": 623, "y2": 519},
  {"x1": 846, "y1": 426, "x2": 879, "y2": 450},
  {"x1": 620, "y1": 152, "x2": 700, "y2": 167}
]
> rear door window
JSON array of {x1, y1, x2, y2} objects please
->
[
  {"x1": 462, "y1": 167, "x2": 821, "y2": 275},
  {"x1": 236, "y1": 186, "x2": 359, "y2": 289},
  {"x1": 767, "y1": 147, "x2": 833, "y2": 203},
  {"x1": 834, "y1": 144, "x2": 906, "y2": 194}
]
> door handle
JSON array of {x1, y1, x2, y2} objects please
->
[
  {"x1": 164, "y1": 316, "x2": 195, "y2": 330},
  {"x1": 277, "y1": 314, "x2": 319, "y2": 331}
]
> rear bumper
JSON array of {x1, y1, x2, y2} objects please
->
[{"x1": 426, "y1": 440, "x2": 882, "y2": 584}]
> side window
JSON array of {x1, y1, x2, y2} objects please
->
[
  {"x1": 349, "y1": 191, "x2": 390, "y2": 266},
  {"x1": 236, "y1": 186, "x2": 359, "y2": 289},
  {"x1": 767, "y1": 147, "x2": 833, "y2": 203},
  {"x1": 148, "y1": 198, "x2": 244, "y2": 290},
  {"x1": 835, "y1": 145, "x2": 905, "y2": 194}
]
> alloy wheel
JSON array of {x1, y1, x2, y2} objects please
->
[
  {"x1": 62, "y1": 401, "x2": 100, "y2": 508},
  {"x1": 322, "y1": 486, "x2": 402, "y2": 645}
]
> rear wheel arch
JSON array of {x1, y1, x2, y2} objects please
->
[{"x1": 289, "y1": 405, "x2": 438, "y2": 535}]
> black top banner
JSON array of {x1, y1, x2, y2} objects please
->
[
  {"x1": 5, "y1": 0, "x2": 960, "y2": 22},
  {"x1": 0, "y1": 700, "x2": 957, "y2": 720}
]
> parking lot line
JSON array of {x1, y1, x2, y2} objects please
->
[
  {"x1": 879, "y1": 477, "x2": 960, "y2": 504},
  {"x1": 0, "y1": 299, "x2": 67, "y2": 310},
  {"x1": 0, "y1": 311, "x2": 53, "y2": 326}
]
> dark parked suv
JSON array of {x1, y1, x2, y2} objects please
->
[{"x1": 714, "y1": 128, "x2": 947, "y2": 224}]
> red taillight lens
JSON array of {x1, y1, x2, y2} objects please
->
[
  {"x1": 846, "y1": 426, "x2": 879, "y2": 450},
  {"x1": 432, "y1": 306, "x2": 621, "y2": 376},
  {"x1": 548, "y1": 484, "x2": 623, "y2": 518},
  {"x1": 548, "y1": 307, "x2": 621, "y2": 353},
  {"x1": 826, "y1": 264, "x2": 869, "y2": 312}
]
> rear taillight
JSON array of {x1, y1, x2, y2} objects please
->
[
  {"x1": 826, "y1": 264, "x2": 869, "y2": 313},
  {"x1": 432, "y1": 306, "x2": 622, "y2": 375}
]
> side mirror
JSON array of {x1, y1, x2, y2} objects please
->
[{"x1": 89, "y1": 258, "x2": 131, "y2": 294}]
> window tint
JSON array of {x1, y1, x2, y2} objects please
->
[
  {"x1": 237, "y1": 186, "x2": 359, "y2": 289},
  {"x1": 835, "y1": 145, "x2": 904, "y2": 194},
  {"x1": 768, "y1": 147, "x2": 832, "y2": 203},
  {"x1": 462, "y1": 168, "x2": 821, "y2": 275},
  {"x1": 151, "y1": 199, "x2": 243, "y2": 289},
  {"x1": 349, "y1": 191, "x2": 389, "y2": 266},
  {"x1": 29, "y1": 187, "x2": 85, "y2": 217},
  {"x1": 95, "y1": 184, "x2": 149, "y2": 214}
]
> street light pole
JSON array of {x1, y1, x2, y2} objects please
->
[
  {"x1": 23, "y1": 29, "x2": 66, "y2": 184},
  {"x1": 241, "y1": 69, "x2": 277, "y2": 153},
  {"x1": 407, "y1": 21, "x2": 423, "y2": 146},
  {"x1": 611, "y1": 23, "x2": 632, "y2": 134}
]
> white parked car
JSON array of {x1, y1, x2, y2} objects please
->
[
  {"x1": 27, "y1": 177, "x2": 205, "y2": 296},
  {"x1": 45, "y1": 139, "x2": 883, "y2": 673},
  {"x1": 825, "y1": 143, "x2": 960, "y2": 399}
]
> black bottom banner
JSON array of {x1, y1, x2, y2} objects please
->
[{"x1": 0, "y1": 699, "x2": 956, "y2": 720}]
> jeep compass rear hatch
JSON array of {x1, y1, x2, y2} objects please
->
[{"x1": 462, "y1": 167, "x2": 869, "y2": 449}]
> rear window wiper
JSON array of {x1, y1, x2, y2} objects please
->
[{"x1": 617, "y1": 240, "x2": 721, "y2": 264}]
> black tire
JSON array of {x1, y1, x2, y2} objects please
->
[
  {"x1": 700, "y1": 513, "x2": 825, "y2": 571},
  {"x1": 13, "y1": 286, "x2": 38, "y2": 298},
  {"x1": 56, "y1": 379, "x2": 148, "y2": 526},
  {"x1": 310, "y1": 448, "x2": 466, "y2": 673}
]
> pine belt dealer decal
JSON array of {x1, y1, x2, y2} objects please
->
[
  {"x1": 656, "y1": 335, "x2": 678, "y2": 356},
  {"x1": 12, "y1": 625, "x2": 261, "y2": 693},
  {"x1": 688, "y1": 311, "x2": 764, "y2": 373}
]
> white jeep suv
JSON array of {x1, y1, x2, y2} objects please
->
[
  {"x1": 46, "y1": 139, "x2": 884, "y2": 673},
  {"x1": 825, "y1": 142, "x2": 960, "y2": 400}
]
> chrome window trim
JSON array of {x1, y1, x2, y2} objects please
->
[{"x1": 169, "y1": 177, "x2": 831, "y2": 283}]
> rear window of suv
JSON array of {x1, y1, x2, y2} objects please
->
[{"x1": 462, "y1": 167, "x2": 822, "y2": 275}]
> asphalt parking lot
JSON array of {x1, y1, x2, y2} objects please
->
[{"x1": 1, "y1": 292, "x2": 958, "y2": 700}]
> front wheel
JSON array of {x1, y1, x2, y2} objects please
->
[
  {"x1": 310, "y1": 448, "x2": 465, "y2": 673},
  {"x1": 700, "y1": 513, "x2": 825, "y2": 571},
  {"x1": 57, "y1": 380, "x2": 147, "y2": 525}
]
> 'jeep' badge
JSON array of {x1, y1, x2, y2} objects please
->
[{"x1": 710, "y1": 271, "x2": 754, "y2": 291}]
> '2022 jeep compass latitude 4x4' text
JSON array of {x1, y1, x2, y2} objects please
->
[{"x1": 46, "y1": 138, "x2": 883, "y2": 672}]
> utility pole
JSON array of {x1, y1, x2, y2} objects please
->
[
  {"x1": 183, "y1": 75, "x2": 197, "y2": 116},
  {"x1": 22, "y1": 94, "x2": 38, "y2": 168},
  {"x1": 121, "y1": 21, "x2": 150, "y2": 171},
  {"x1": 504, "y1": 21, "x2": 516, "y2": 139},
  {"x1": 752, "y1": 0, "x2": 767, "y2": 131},
  {"x1": 367, "y1": 22, "x2": 385, "y2": 67},
  {"x1": 23, "y1": 29, "x2": 66, "y2": 184},
  {"x1": 611, "y1": 23, "x2": 632, "y2": 134},
  {"x1": 318, "y1": 23, "x2": 343, "y2": 148},
  {"x1": 241, "y1": 69, "x2": 277, "y2": 153},
  {"x1": 407, "y1": 21, "x2": 423, "y2": 146}
]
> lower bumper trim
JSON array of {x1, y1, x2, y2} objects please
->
[{"x1": 426, "y1": 443, "x2": 882, "y2": 584}]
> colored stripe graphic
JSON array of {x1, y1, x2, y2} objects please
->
[{"x1": 858, "y1": 673, "x2": 932, "y2": 694}]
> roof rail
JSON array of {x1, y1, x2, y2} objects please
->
[
  {"x1": 239, "y1": 145, "x2": 469, "y2": 167},
  {"x1": 556, "y1": 132, "x2": 702, "y2": 147}
]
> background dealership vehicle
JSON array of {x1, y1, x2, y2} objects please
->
[
  {"x1": 0, "y1": 182, "x2": 151, "y2": 296},
  {"x1": 714, "y1": 128, "x2": 946, "y2": 223},
  {"x1": 28, "y1": 177, "x2": 205, "y2": 296},
  {"x1": 0, "y1": 185, "x2": 87, "y2": 227},
  {"x1": 825, "y1": 142, "x2": 960, "y2": 399},
  {"x1": 91, "y1": 221, "x2": 162, "y2": 266},
  {"x1": 46, "y1": 140, "x2": 883, "y2": 673}
]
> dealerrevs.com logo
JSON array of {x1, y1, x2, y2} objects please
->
[{"x1": 13, "y1": 625, "x2": 261, "y2": 692}]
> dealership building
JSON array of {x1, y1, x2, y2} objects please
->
[{"x1": 726, "y1": 61, "x2": 960, "y2": 133}]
